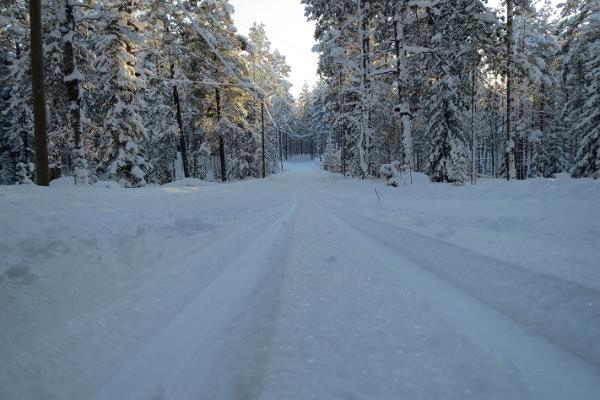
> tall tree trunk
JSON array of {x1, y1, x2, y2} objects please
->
[
  {"x1": 394, "y1": 1, "x2": 414, "y2": 182},
  {"x1": 261, "y1": 101, "x2": 266, "y2": 178},
  {"x1": 278, "y1": 128, "x2": 283, "y2": 172},
  {"x1": 171, "y1": 64, "x2": 189, "y2": 178},
  {"x1": 15, "y1": 42, "x2": 30, "y2": 167},
  {"x1": 490, "y1": 116, "x2": 496, "y2": 177},
  {"x1": 471, "y1": 68, "x2": 477, "y2": 184},
  {"x1": 216, "y1": 87, "x2": 226, "y2": 182},
  {"x1": 30, "y1": 0, "x2": 49, "y2": 186},
  {"x1": 338, "y1": 68, "x2": 346, "y2": 176},
  {"x1": 505, "y1": 0, "x2": 516, "y2": 181},
  {"x1": 171, "y1": 63, "x2": 190, "y2": 178},
  {"x1": 357, "y1": 0, "x2": 371, "y2": 178},
  {"x1": 61, "y1": 0, "x2": 88, "y2": 184},
  {"x1": 538, "y1": 81, "x2": 545, "y2": 175}
]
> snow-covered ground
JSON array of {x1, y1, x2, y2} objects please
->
[{"x1": 1, "y1": 158, "x2": 599, "y2": 400}]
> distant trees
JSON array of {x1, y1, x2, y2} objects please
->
[
  {"x1": 2, "y1": 0, "x2": 599, "y2": 185},
  {"x1": 303, "y1": 0, "x2": 600, "y2": 181},
  {"x1": 0, "y1": 0, "x2": 296, "y2": 186}
]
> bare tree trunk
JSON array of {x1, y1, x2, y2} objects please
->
[
  {"x1": 171, "y1": 64, "x2": 189, "y2": 178},
  {"x1": 338, "y1": 68, "x2": 346, "y2": 176},
  {"x1": 61, "y1": 0, "x2": 88, "y2": 184},
  {"x1": 261, "y1": 101, "x2": 266, "y2": 178},
  {"x1": 357, "y1": 0, "x2": 371, "y2": 178},
  {"x1": 216, "y1": 87, "x2": 226, "y2": 182},
  {"x1": 471, "y1": 68, "x2": 477, "y2": 184},
  {"x1": 394, "y1": 1, "x2": 414, "y2": 183},
  {"x1": 490, "y1": 116, "x2": 496, "y2": 177},
  {"x1": 15, "y1": 42, "x2": 30, "y2": 167},
  {"x1": 505, "y1": 0, "x2": 516, "y2": 181},
  {"x1": 278, "y1": 128, "x2": 284, "y2": 172},
  {"x1": 30, "y1": 0, "x2": 49, "y2": 186}
]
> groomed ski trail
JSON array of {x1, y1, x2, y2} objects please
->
[
  {"x1": 303, "y1": 193, "x2": 600, "y2": 399},
  {"x1": 92, "y1": 197, "x2": 298, "y2": 400},
  {"x1": 5, "y1": 158, "x2": 599, "y2": 400},
  {"x1": 91, "y1": 162, "x2": 600, "y2": 400}
]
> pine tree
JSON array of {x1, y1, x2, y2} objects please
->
[
  {"x1": 322, "y1": 136, "x2": 340, "y2": 172},
  {"x1": 2, "y1": 3, "x2": 35, "y2": 184},
  {"x1": 425, "y1": 0, "x2": 497, "y2": 184},
  {"x1": 59, "y1": 0, "x2": 88, "y2": 184},
  {"x1": 426, "y1": 75, "x2": 469, "y2": 184},
  {"x1": 94, "y1": 1, "x2": 151, "y2": 187},
  {"x1": 567, "y1": 0, "x2": 600, "y2": 178},
  {"x1": 504, "y1": 0, "x2": 518, "y2": 180}
]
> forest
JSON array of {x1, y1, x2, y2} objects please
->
[
  {"x1": 2, "y1": 2, "x2": 600, "y2": 399},
  {"x1": 0, "y1": 0, "x2": 599, "y2": 187}
]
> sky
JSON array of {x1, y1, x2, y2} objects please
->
[
  {"x1": 229, "y1": 0, "x2": 563, "y2": 99},
  {"x1": 229, "y1": 0, "x2": 319, "y2": 99}
]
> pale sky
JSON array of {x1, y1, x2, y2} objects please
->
[
  {"x1": 229, "y1": 0, "x2": 319, "y2": 98},
  {"x1": 229, "y1": 0, "x2": 563, "y2": 99}
]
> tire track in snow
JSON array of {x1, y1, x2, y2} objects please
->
[
  {"x1": 179, "y1": 199, "x2": 298, "y2": 400},
  {"x1": 91, "y1": 196, "x2": 298, "y2": 400},
  {"x1": 307, "y1": 192, "x2": 600, "y2": 400},
  {"x1": 312, "y1": 193, "x2": 600, "y2": 368}
]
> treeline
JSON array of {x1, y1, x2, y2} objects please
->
[
  {"x1": 0, "y1": 0, "x2": 297, "y2": 187},
  {"x1": 303, "y1": 0, "x2": 600, "y2": 182}
]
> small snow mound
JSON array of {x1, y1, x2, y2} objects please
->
[
  {"x1": 380, "y1": 162, "x2": 430, "y2": 187},
  {"x1": 554, "y1": 173, "x2": 572, "y2": 182},
  {"x1": 50, "y1": 177, "x2": 75, "y2": 187},
  {"x1": 162, "y1": 178, "x2": 215, "y2": 188},
  {"x1": 406, "y1": 172, "x2": 430, "y2": 185},
  {"x1": 94, "y1": 180, "x2": 122, "y2": 189}
]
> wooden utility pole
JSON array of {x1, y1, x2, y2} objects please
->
[
  {"x1": 261, "y1": 101, "x2": 266, "y2": 178},
  {"x1": 30, "y1": 0, "x2": 49, "y2": 186}
]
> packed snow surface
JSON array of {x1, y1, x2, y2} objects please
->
[{"x1": 1, "y1": 157, "x2": 599, "y2": 400}]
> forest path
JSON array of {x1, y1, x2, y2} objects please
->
[
  {"x1": 2, "y1": 158, "x2": 599, "y2": 400},
  {"x1": 92, "y1": 158, "x2": 600, "y2": 400}
]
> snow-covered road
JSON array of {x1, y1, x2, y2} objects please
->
[{"x1": 1, "y1": 159, "x2": 600, "y2": 400}]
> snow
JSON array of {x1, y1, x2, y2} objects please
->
[
  {"x1": 49, "y1": 176, "x2": 75, "y2": 187},
  {"x1": 162, "y1": 178, "x2": 217, "y2": 188},
  {"x1": 1, "y1": 158, "x2": 599, "y2": 400},
  {"x1": 63, "y1": 67, "x2": 84, "y2": 82},
  {"x1": 94, "y1": 180, "x2": 122, "y2": 189}
]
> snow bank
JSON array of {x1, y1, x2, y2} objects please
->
[
  {"x1": 94, "y1": 180, "x2": 122, "y2": 189},
  {"x1": 162, "y1": 178, "x2": 216, "y2": 188},
  {"x1": 379, "y1": 161, "x2": 430, "y2": 186},
  {"x1": 0, "y1": 177, "x2": 292, "y2": 400},
  {"x1": 49, "y1": 176, "x2": 75, "y2": 187}
]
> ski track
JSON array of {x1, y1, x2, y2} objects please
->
[
  {"x1": 304, "y1": 193, "x2": 600, "y2": 399},
  {"x1": 0, "y1": 197, "x2": 295, "y2": 400},
  {"x1": 92, "y1": 196, "x2": 298, "y2": 400},
  {"x1": 312, "y1": 193, "x2": 600, "y2": 368}
]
